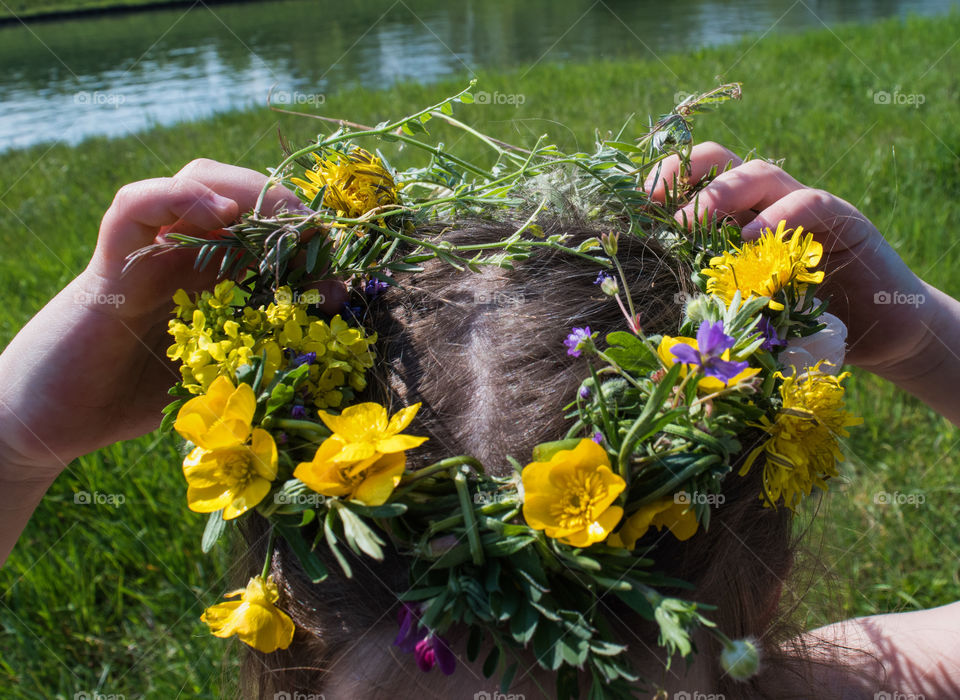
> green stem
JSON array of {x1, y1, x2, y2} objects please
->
[
  {"x1": 261, "y1": 527, "x2": 275, "y2": 580},
  {"x1": 453, "y1": 468, "x2": 484, "y2": 566}
]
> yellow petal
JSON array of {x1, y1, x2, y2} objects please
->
[
  {"x1": 248, "y1": 429, "x2": 278, "y2": 481},
  {"x1": 385, "y1": 403, "x2": 421, "y2": 435},
  {"x1": 223, "y1": 477, "x2": 271, "y2": 520},
  {"x1": 353, "y1": 452, "x2": 406, "y2": 505},
  {"x1": 375, "y1": 434, "x2": 428, "y2": 454}
]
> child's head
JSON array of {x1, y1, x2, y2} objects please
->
[{"x1": 232, "y1": 216, "x2": 850, "y2": 699}]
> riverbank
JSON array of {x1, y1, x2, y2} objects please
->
[
  {"x1": 1, "y1": 12, "x2": 958, "y2": 699},
  {"x1": 0, "y1": 0, "x2": 271, "y2": 24}
]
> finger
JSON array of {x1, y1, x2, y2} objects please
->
[
  {"x1": 739, "y1": 188, "x2": 869, "y2": 252},
  {"x1": 644, "y1": 141, "x2": 743, "y2": 202},
  {"x1": 174, "y1": 158, "x2": 307, "y2": 217},
  {"x1": 98, "y1": 177, "x2": 239, "y2": 264},
  {"x1": 674, "y1": 160, "x2": 805, "y2": 229}
]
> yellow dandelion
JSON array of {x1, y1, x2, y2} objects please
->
[
  {"x1": 290, "y1": 147, "x2": 399, "y2": 219},
  {"x1": 702, "y1": 220, "x2": 824, "y2": 311},
  {"x1": 739, "y1": 361, "x2": 862, "y2": 509}
]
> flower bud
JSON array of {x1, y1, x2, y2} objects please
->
[
  {"x1": 720, "y1": 637, "x2": 760, "y2": 680},
  {"x1": 600, "y1": 276, "x2": 620, "y2": 297},
  {"x1": 600, "y1": 231, "x2": 619, "y2": 256}
]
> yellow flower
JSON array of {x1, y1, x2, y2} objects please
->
[
  {"x1": 175, "y1": 375, "x2": 257, "y2": 450},
  {"x1": 290, "y1": 147, "x2": 399, "y2": 219},
  {"x1": 294, "y1": 438, "x2": 407, "y2": 506},
  {"x1": 739, "y1": 362, "x2": 862, "y2": 509},
  {"x1": 175, "y1": 376, "x2": 278, "y2": 519},
  {"x1": 657, "y1": 336, "x2": 760, "y2": 392},
  {"x1": 521, "y1": 439, "x2": 625, "y2": 548},
  {"x1": 294, "y1": 402, "x2": 427, "y2": 506},
  {"x1": 607, "y1": 497, "x2": 698, "y2": 549},
  {"x1": 702, "y1": 220, "x2": 824, "y2": 311},
  {"x1": 317, "y1": 402, "x2": 428, "y2": 462},
  {"x1": 201, "y1": 575, "x2": 294, "y2": 653}
]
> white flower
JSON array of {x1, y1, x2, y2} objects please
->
[{"x1": 781, "y1": 312, "x2": 847, "y2": 375}]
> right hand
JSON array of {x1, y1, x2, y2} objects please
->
[{"x1": 645, "y1": 142, "x2": 934, "y2": 373}]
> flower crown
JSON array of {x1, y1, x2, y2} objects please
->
[{"x1": 144, "y1": 83, "x2": 861, "y2": 698}]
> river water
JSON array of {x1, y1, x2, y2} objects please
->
[{"x1": 0, "y1": 0, "x2": 956, "y2": 150}]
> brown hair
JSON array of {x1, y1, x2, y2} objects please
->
[{"x1": 235, "y1": 217, "x2": 880, "y2": 698}]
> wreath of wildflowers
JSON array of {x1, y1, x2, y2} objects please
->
[{"x1": 137, "y1": 82, "x2": 862, "y2": 699}]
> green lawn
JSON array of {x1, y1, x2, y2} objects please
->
[{"x1": 2, "y1": 11, "x2": 959, "y2": 699}]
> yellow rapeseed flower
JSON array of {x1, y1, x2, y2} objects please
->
[
  {"x1": 702, "y1": 220, "x2": 824, "y2": 311},
  {"x1": 175, "y1": 376, "x2": 278, "y2": 519},
  {"x1": 201, "y1": 575, "x2": 294, "y2": 653},
  {"x1": 607, "y1": 497, "x2": 698, "y2": 549},
  {"x1": 291, "y1": 147, "x2": 399, "y2": 219},
  {"x1": 521, "y1": 439, "x2": 625, "y2": 548},
  {"x1": 739, "y1": 362, "x2": 862, "y2": 509}
]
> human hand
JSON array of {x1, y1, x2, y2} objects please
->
[
  {"x1": 0, "y1": 158, "x2": 345, "y2": 479},
  {"x1": 645, "y1": 142, "x2": 934, "y2": 373}
]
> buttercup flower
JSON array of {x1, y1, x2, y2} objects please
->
[
  {"x1": 521, "y1": 438, "x2": 625, "y2": 547},
  {"x1": 175, "y1": 376, "x2": 278, "y2": 519},
  {"x1": 295, "y1": 402, "x2": 427, "y2": 505},
  {"x1": 316, "y1": 402, "x2": 428, "y2": 462},
  {"x1": 201, "y1": 575, "x2": 294, "y2": 653},
  {"x1": 740, "y1": 362, "x2": 862, "y2": 509},
  {"x1": 702, "y1": 220, "x2": 824, "y2": 311},
  {"x1": 657, "y1": 321, "x2": 760, "y2": 392},
  {"x1": 607, "y1": 497, "x2": 698, "y2": 549},
  {"x1": 290, "y1": 147, "x2": 399, "y2": 220}
]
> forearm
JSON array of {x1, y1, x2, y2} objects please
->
[
  {"x1": 862, "y1": 282, "x2": 960, "y2": 427},
  {"x1": 0, "y1": 467, "x2": 58, "y2": 565}
]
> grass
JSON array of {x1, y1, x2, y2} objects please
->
[
  {"x1": 2, "y1": 10, "x2": 959, "y2": 699},
  {"x1": 0, "y1": 0, "x2": 243, "y2": 22}
]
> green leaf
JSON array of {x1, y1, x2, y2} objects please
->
[
  {"x1": 343, "y1": 502, "x2": 407, "y2": 519},
  {"x1": 482, "y1": 645, "x2": 500, "y2": 678},
  {"x1": 604, "y1": 330, "x2": 657, "y2": 373},
  {"x1": 323, "y1": 508, "x2": 352, "y2": 578},
  {"x1": 466, "y1": 626, "x2": 483, "y2": 662},
  {"x1": 531, "y1": 438, "x2": 582, "y2": 462},
  {"x1": 276, "y1": 523, "x2": 329, "y2": 583},
  {"x1": 509, "y1": 599, "x2": 538, "y2": 644},
  {"x1": 201, "y1": 510, "x2": 226, "y2": 553},
  {"x1": 500, "y1": 662, "x2": 518, "y2": 694},
  {"x1": 338, "y1": 503, "x2": 386, "y2": 560}
]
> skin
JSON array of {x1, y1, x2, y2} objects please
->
[{"x1": 1, "y1": 151, "x2": 958, "y2": 695}]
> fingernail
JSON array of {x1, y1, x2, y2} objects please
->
[
  {"x1": 741, "y1": 220, "x2": 762, "y2": 239},
  {"x1": 208, "y1": 192, "x2": 236, "y2": 214}
]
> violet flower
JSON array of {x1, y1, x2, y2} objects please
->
[
  {"x1": 365, "y1": 278, "x2": 390, "y2": 299},
  {"x1": 671, "y1": 320, "x2": 748, "y2": 383},
  {"x1": 758, "y1": 317, "x2": 786, "y2": 351},
  {"x1": 393, "y1": 603, "x2": 457, "y2": 675},
  {"x1": 564, "y1": 326, "x2": 593, "y2": 358}
]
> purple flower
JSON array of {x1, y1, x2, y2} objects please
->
[
  {"x1": 341, "y1": 301, "x2": 363, "y2": 323},
  {"x1": 393, "y1": 604, "x2": 457, "y2": 675},
  {"x1": 579, "y1": 385, "x2": 592, "y2": 400},
  {"x1": 290, "y1": 351, "x2": 317, "y2": 368},
  {"x1": 364, "y1": 278, "x2": 390, "y2": 298},
  {"x1": 592, "y1": 431, "x2": 604, "y2": 444},
  {"x1": 415, "y1": 634, "x2": 457, "y2": 675},
  {"x1": 671, "y1": 320, "x2": 749, "y2": 383},
  {"x1": 290, "y1": 405, "x2": 308, "y2": 420},
  {"x1": 564, "y1": 326, "x2": 593, "y2": 358},
  {"x1": 594, "y1": 271, "x2": 613, "y2": 286},
  {"x1": 393, "y1": 604, "x2": 423, "y2": 654},
  {"x1": 758, "y1": 317, "x2": 786, "y2": 351}
]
